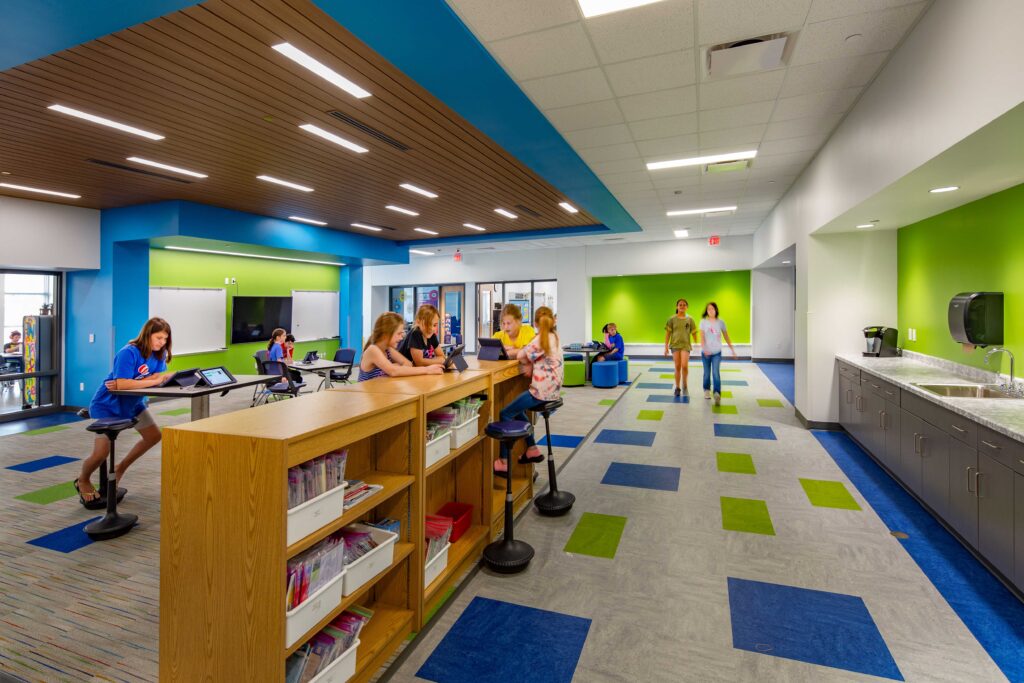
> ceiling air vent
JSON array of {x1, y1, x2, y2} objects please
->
[
  {"x1": 514, "y1": 204, "x2": 542, "y2": 218},
  {"x1": 704, "y1": 159, "x2": 751, "y2": 174},
  {"x1": 706, "y1": 33, "x2": 789, "y2": 79},
  {"x1": 327, "y1": 111, "x2": 409, "y2": 151},
  {"x1": 86, "y1": 158, "x2": 192, "y2": 183}
]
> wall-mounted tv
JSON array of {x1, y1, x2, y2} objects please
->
[{"x1": 231, "y1": 296, "x2": 293, "y2": 344}]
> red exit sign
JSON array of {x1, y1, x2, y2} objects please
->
[{"x1": 708, "y1": 235, "x2": 720, "y2": 246}]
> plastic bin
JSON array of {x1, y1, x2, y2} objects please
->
[
  {"x1": 450, "y1": 417, "x2": 480, "y2": 449},
  {"x1": 425, "y1": 431, "x2": 451, "y2": 469},
  {"x1": 342, "y1": 524, "x2": 399, "y2": 596},
  {"x1": 307, "y1": 639, "x2": 360, "y2": 683},
  {"x1": 285, "y1": 569, "x2": 346, "y2": 648},
  {"x1": 287, "y1": 483, "x2": 347, "y2": 546},
  {"x1": 435, "y1": 502, "x2": 473, "y2": 543},
  {"x1": 423, "y1": 542, "x2": 451, "y2": 588}
]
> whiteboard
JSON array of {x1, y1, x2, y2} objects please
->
[
  {"x1": 292, "y1": 290, "x2": 340, "y2": 342},
  {"x1": 149, "y1": 287, "x2": 226, "y2": 355}
]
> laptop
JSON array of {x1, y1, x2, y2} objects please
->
[
  {"x1": 197, "y1": 366, "x2": 237, "y2": 387},
  {"x1": 477, "y1": 337, "x2": 509, "y2": 361},
  {"x1": 156, "y1": 368, "x2": 201, "y2": 388},
  {"x1": 444, "y1": 344, "x2": 468, "y2": 372}
]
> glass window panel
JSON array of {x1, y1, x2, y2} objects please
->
[{"x1": 4, "y1": 274, "x2": 50, "y2": 294}]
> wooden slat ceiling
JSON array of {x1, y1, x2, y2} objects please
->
[{"x1": 0, "y1": 0, "x2": 598, "y2": 241}]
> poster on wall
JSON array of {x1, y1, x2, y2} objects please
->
[
  {"x1": 418, "y1": 287, "x2": 439, "y2": 310},
  {"x1": 391, "y1": 290, "x2": 405, "y2": 315}
]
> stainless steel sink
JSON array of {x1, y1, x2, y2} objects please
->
[{"x1": 913, "y1": 383, "x2": 1018, "y2": 399}]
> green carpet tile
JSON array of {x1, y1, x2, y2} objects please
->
[
  {"x1": 719, "y1": 391, "x2": 733, "y2": 398},
  {"x1": 711, "y1": 404, "x2": 738, "y2": 414},
  {"x1": 716, "y1": 452, "x2": 756, "y2": 475},
  {"x1": 721, "y1": 368, "x2": 742, "y2": 373},
  {"x1": 599, "y1": 399, "x2": 616, "y2": 406},
  {"x1": 757, "y1": 398, "x2": 785, "y2": 408},
  {"x1": 21, "y1": 425, "x2": 71, "y2": 436},
  {"x1": 564, "y1": 512, "x2": 628, "y2": 559},
  {"x1": 637, "y1": 410, "x2": 664, "y2": 421},
  {"x1": 160, "y1": 407, "x2": 192, "y2": 416},
  {"x1": 14, "y1": 481, "x2": 78, "y2": 505},
  {"x1": 799, "y1": 479, "x2": 862, "y2": 510},
  {"x1": 721, "y1": 497, "x2": 775, "y2": 535},
  {"x1": 659, "y1": 374, "x2": 675, "y2": 379}
]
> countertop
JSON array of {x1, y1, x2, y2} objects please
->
[{"x1": 836, "y1": 353, "x2": 1024, "y2": 444}]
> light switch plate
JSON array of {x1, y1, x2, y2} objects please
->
[{"x1": 88, "y1": 333, "x2": 94, "y2": 343}]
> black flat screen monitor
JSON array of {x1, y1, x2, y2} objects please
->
[{"x1": 231, "y1": 296, "x2": 292, "y2": 344}]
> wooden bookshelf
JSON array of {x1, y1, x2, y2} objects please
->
[{"x1": 160, "y1": 390, "x2": 422, "y2": 682}]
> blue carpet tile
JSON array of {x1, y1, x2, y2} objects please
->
[
  {"x1": 714, "y1": 424, "x2": 776, "y2": 440},
  {"x1": 6, "y1": 455, "x2": 80, "y2": 473},
  {"x1": 594, "y1": 428, "x2": 657, "y2": 447},
  {"x1": 636, "y1": 382, "x2": 673, "y2": 389},
  {"x1": 600, "y1": 462, "x2": 680, "y2": 492},
  {"x1": 538, "y1": 434, "x2": 585, "y2": 449},
  {"x1": 647, "y1": 367, "x2": 676, "y2": 372},
  {"x1": 26, "y1": 517, "x2": 102, "y2": 553},
  {"x1": 0, "y1": 411, "x2": 84, "y2": 437},
  {"x1": 720, "y1": 380, "x2": 749, "y2": 386},
  {"x1": 756, "y1": 361, "x2": 795, "y2": 405},
  {"x1": 647, "y1": 394, "x2": 689, "y2": 404}
]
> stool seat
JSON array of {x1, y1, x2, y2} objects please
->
[
  {"x1": 485, "y1": 420, "x2": 533, "y2": 441},
  {"x1": 591, "y1": 361, "x2": 619, "y2": 388},
  {"x1": 530, "y1": 398, "x2": 563, "y2": 415},
  {"x1": 86, "y1": 417, "x2": 138, "y2": 434}
]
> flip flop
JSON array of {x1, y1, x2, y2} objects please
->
[{"x1": 73, "y1": 479, "x2": 105, "y2": 510}]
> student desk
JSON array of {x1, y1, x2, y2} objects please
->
[
  {"x1": 110, "y1": 373, "x2": 277, "y2": 420},
  {"x1": 287, "y1": 358, "x2": 349, "y2": 389},
  {"x1": 562, "y1": 343, "x2": 604, "y2": 380}
]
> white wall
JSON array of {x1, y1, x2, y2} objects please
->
[
  {"x1": 0, "y1": 196, "x2": 100, "y2": 270},
  {"x1": 751, "y1": 267, "x2": 795, "y2": 360}
]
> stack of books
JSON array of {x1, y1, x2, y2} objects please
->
[
  {"x1": 285, "y1": 606, "x2": 373, "y2": 683},
  {"x1": 343, "y1": 480, "x2": 383, "y2": 510}
]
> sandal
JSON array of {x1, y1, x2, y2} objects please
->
[
  {"x1": 518, "y1": 447, "x2": 544, "y2": 464},
  {"x1": 493, "y1": 458, "x2": 509, "y2": 479},
  {"x1": 73, "y1": 479, "x2": 104, "y2": 509}
]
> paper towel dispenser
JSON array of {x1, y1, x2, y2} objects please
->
[{"x1": 948, "y1": 292, "x2": 1003, "y2": 347}]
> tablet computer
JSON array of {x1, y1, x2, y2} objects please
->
[
  {"x1": 444, "y1": 344, "x2": 468, "y2": 372},
  {"x1": 477, "y1": 337, "x2": 509, "y2": 361},
  {"x1": 301, "y1": 350, "x2": 319, "y2": 364},
  {"x1": 198, "y1": 366, "x2": 237, "y2": 387},
  {"x1": 157, "y1": 368, "x2": 200, "y2": 388}
]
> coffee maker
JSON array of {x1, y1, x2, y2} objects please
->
[{"x1": 863, "y1": 326, "x2": 899, "y2": 357}]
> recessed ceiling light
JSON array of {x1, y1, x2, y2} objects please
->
[
  {"x1": 351, "y1": 223, "x2": 383, "y2": 232},
  {"x1": 271, "y1": 43, "x2": 371, "y2": 99},
  {"x1": 410, "y1": 249, "x2": 434, "y2": 256},
  {"x1": 929, "y1": 186, "x2": 959, "y2": 193},
  {"x1": 494, "y1": 208, "x2": 518, "y2": 219},
  {"x1": 257, "y1": 175, "x2": 314, "y2": 192},
  {"x1": 782, "y1": 260, "x2": 791, "y2": 264},
  {"x1": 577, "y1": 0, "x2": 666, "y2": 18},
  {"x1": 0, "y1": 182, "x2": 81, "y2": 199},
  {"x1": 856, "y1": 223, "x2": 874, "y2": 229},
  {"x1": 288, "y1": 215, "x2": 327, "y2": 226},
  {"x1": 299, "y1": 124, "x2": 368, "y2": 154},
  {"x1": 165, "y1": 246, "x2": 343, "y2": 266},
  {"x1": 464, "y1": 223, "x2": 487, "y2": 232},
  {"x1": 674, "y1": 229, "x2": 689, "y2": 238},
  {"x1": 48, "y1": 104, "x2": 164, "y2": 140},
  {"x1": 647, "y1": 150, "x2": 757, "y2": 171},
  {"x1": 386, "y1": 205, "x2": 418, "y2": 216},
  {"x1": 414, "y1": 227, "x2": 438, "y2": 235},
  {"x1": 559, "y1": 202, "x2": 579, "y2": 213},
  {"x1": 666, "y1": 205, "x2": 737, "y2": 216},
  {"x1": 400, "y1": 183, "x2": 438, "y2": 198},
  {"x1": 127, "y1": 157, "x2": 207, "y2": 178}
]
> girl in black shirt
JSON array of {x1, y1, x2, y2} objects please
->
[{"x1": 399, "y1": 304, "x2": 447, "y2": 367}]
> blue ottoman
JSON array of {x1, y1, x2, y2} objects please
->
[
  {"x1": 592, "y1": 361, "x2": 619, "y2": 388},
  {"x1": 617, "y1": 358, "x2": 629, "y2": 384}
]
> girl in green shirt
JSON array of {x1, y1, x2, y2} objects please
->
[{"x1": 664, "y1": 298, "x2": 698, "y2": 397}]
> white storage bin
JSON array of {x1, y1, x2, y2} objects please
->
[
  {"x1": 449, "y1": 417, "x2": 479, "y2": 450},
  {"x1": 285, "y1": 569, "x2": 346, "y2": 648},
  {"x1": 423, "y1": 542, "x2": 451, "y2": 589},
  {"x1": 342, "y1": 524, "x2": 399, "y2": 596},
  {"x1": 287, "y1": 483, "x2": 347, "y2": 546},
  {"x1": 308, "y1": 639, "x2": 360, "y2": 683},
  {"x1": 425, "y1": 431, "x2": 451, "y2": 469}
]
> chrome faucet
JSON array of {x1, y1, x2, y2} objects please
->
[{"x1": 985, "y1": 347, "x2": 1020, "y2": 395}]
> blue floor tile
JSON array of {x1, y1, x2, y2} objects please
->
[
  {"x1": 647, "y1": 367, "x2": 675, "y2": 372},
  {"x1": 595, "y1": 428, "x2": 656, "y2": 447},
  {"x1": 647, "y1": 394, "x2": 689, "y2": 404},
  {"x1": 813, "y1": 430, "x2": 1024, "y2": 681},
  {"x1": 636, "y1": 382, "x2": 673, "y2": 389},
  {"x1": 0, "y1": 411, "x2": 84, "y2": 437},
  {"x1": 6, "y1": 455, "x2": 80, "y2": 473},
  {"x1": 728, "y1": 577, "x2": 902, "y2": 680},
  {"x1": 721, "y1": 380, "x2": 749, "y2": 386},
  {"x1": 26, "y1": 517, "x2": 101, "y2": 553},
  {"x1": 714, "y1": 424, "x2": 776, "y2": 440},
  {"x1": 417, "y1": 596, "x2": 590, "y2": 683},
  {"x1": 538, "y1": 434, "x2": 584, "y2": 449},
  {"x1": 600, "y1": 462, "x2": 680, "y2": 492},
  {"x1": 757, "y1": 361, "x2": 794, "y2": 405}
]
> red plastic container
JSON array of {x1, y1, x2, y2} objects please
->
[{"x1": 435, "y1": 502, "x2": 473, "y2": 543}]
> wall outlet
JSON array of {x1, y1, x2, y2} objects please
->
[
  {"x1": 88, "y1": 333, "x2": 94, "y2": 343},
  {"x1": 79, "y1": 382, "x2": 85, "y2": 391},
  {"x1": 224, "y1": 277, "x2": 230, "y2": 285}
]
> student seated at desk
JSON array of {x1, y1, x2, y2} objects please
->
[
  {"x1": 283, "y1": 334, "x2": 296, "y2": 362},
  {"x1": 398, "y1": 304, "x2": 446, "y2": 367},
  {"x1": 359, "y1": 312, "x2": 443, "y2": 381},
  {"x1": 267, "y1": 328, "x2": 302, "y2": 383},
  {"x1": 3, "y1": 330, "x2": 21, "y2": 354},
  {"x1": 74, "y1": 317, "x2": 173, "y2": 506},
  {"x1": 593, "y1": 322, "x2": 624, "y2": 364},
  {"x1": 493, "y1": 303, "x2": 535, "y2": 356}
]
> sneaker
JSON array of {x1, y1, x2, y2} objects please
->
[
  {"x1": 683, "y1": 387, "x2": 689, "y2": 397},
  {"x1": 704, "y1": 390, "x2": 711, "y2": 400},
  {"x1": 674, "y1": 387, "x2": 681, "y2": 397},
  {"x1": 713, "y1": 392, "x2": 721, "y2": 406}
]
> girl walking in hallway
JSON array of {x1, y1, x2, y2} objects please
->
[
  {"x1": 700, "y1": 301, "x2": 737, "y2": 405},
  {"x1": 664, "y1": 298, "x2": 698, "y2": 397}
]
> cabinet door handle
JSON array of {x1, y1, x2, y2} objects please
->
[
  {"x1": 870, "y1": 382, "x2": 881, "y2": 389},
  {"x1": 879, "y1": 410, "x2": 885, "y2": 429},
  {"x1": 913, "y1": 433, "x2": 921, "y2": 454},
  {"x1": 980, "y1": 440, "x2": 1000, "y2": 450},
  {"x1": 846, "y1": 388, "x2": 852, "y2": 404},
  {"x1": 966, "y1": 466, "x2": 975, "y2": 493},
  {"x1": 884, "y1": 389, "x2": 895, "y2": 396},
  {"x1": 951, "y1": 424, "x2": 967, "y2": 434},
  {"x1": 975, "y1": 470, "x2": 983, "y2": 498},
  {"x1": 919, "y1": 435, "x2": 927, "y2": 455}
]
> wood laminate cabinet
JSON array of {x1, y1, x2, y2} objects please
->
[{"x1": 977, "y1": 452, "x2": 1015, "y2": 580}]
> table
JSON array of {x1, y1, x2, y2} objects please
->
[
  {"x1": 110, "y1": 374, "x2": 278, "y2": 421},
  {"x1": 287, "y1": 358, "x2": 349, "y2": 389},
  {"x1": 562, "y1": 344, "x2": 604, "y2": 380}
]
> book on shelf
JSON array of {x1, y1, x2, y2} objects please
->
[
  {"x1": 343, "y1": 480, "x2": 384, "y2": 510},
  {"x1": 285, "y1": 605, "x2": 374, "y2": 683}
]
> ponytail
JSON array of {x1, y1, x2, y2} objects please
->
[
  {"x1": 534, "y1": 306, "x2": 555, "y2": 355},
  {"x1": 268, "y1": 328, "x2": 286, "y2": 351}
]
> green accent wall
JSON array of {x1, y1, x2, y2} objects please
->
[
  {"x1": 591, "y1": 271, "x2": 751, "y2": 342},
  {"x1": 898, "y1": 182, "x2": 1024, "y2": 372},
  {"x1": 149, "y1": 249, "x2": 341, "y2": 374}
]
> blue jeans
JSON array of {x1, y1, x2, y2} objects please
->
[
  {"x1": 499, "y1": 389, "x2": 543, "y2": 459},
  {"x1": 702, "y1": 352, "x2": 722, "y2": 394}
]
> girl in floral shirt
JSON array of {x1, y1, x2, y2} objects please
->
[{"x1": 494, "y1": 306, "x2": 564, "y2": 477}]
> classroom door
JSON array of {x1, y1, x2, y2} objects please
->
[
  {"x1": 439, "y1": 285, "x2": 464, "y2": 345},
  {"x1": 0, "y1": 271, "x2": 62, "y2": 422}
]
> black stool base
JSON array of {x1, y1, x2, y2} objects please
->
[
  {"x1": 82, "y1": 486, "x2": 126, "y2": 511},
  {"x1": 534, "y1": 489, "x2": 575, "y2": 516},
  {"x1": 482, "y1": 538, "x2": 534, "y2": 574},
  {"x1": 85, "y1": 511, "x2": 137, "y2": 540}
]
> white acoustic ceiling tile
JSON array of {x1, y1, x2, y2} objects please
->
[
  {"x1": 598, "y1": 169, "x2": 656, "y2": 185},
  {"x1": 545, "y1": 99, "x2": 624, "y2": 131},
  {"x1": 697, "y1": 0, "x2": 812, "y2": 45},
  {"x1": 791, "y1": 3, "x2": 927, "y2": 65},
  {"x1": 604, "y1": 50, "x2": 697, "y2": 97},
  {"x1": 586, "y1": 0, "x2": 695, "y2": 64},
  {"x1": 590, "y1": 158, "x2": 648, "y2": 175},
  {"x1": 580, "y1": 142, "x2": 641, "y2": 163},
  {"x1": 698, "y1": 100, "x2": 775, "y2": 131},
  {"x1": 628, "y1": 112, "x2": 699, "y2": 140},
  {"x1": 445, "y1": 0, "x2": 580, "y2": 42},
  {"x1": 754, "y1": 149, "x2": 814, "y2": 169},
  {"x1": 699, "y1": 168, "x2": 750, "y2": 184},
  {"x1": 521, "y1": 68, "x2": 613, "y2": 109},
  {"x1": 807, "y1": 0, "x2": 924, "y2": 24},
  {"x1": 619, "y1": 86, "x2": 698, "y2": 121},
  {"x1": 698, "y1": 124, "x2": 767, "y2": 149},
  {"x1": 651, "y1": 172, "x2": 702, "y2": 189},
  {"x1": 563, "y1": 123, "x2": 634, "y2": 149},
  {"x1": 763, "y1": 112, "x2": 843, "y2": 140},
  {"x1": 699, "y1": 70, "x2": 786, "y2": 110},
  {"x1": 489, "y1": 23, "x2": 598, "y2": 81},
  {"x1": 756, "y1": 133, "x2": 828, "y2": 156},
  {"x1": 635, "y1": 133, "x2": 700, "y2": 158},
  {"x1": 779, "y1": 51, "x2": 888, "y2": 98},
  {"x1": 771, "y1": 87, "x2": 860, "y2": 121},
  {"x1": 697, "y1": 178, "x2": 747, "y2": 193}
]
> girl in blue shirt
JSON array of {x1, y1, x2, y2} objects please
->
[
  {"x1": 593, "y1": 322, "x2": 624, "y2": 364},
  {"x1": 75, "y1": 317, "x2": 173, "y2": 506}
]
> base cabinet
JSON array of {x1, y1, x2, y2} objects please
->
[
  {"x1": 947, "y1": 440, "x2": 979, "y2": 548},
  {"x1": 1015, "y1": 474, "x2": 1024, "y2": 589},
  {"x1": 977, "y1": 453, "x2": 1015, "y2": 580}
]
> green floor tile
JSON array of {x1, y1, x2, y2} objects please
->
[
  {"x1": 659, "y1": 373, "x2": 675, "y2": 379},
  {"x1": 711, "y1": 404, "x2": 738, "y2": 414},
  {"x1": 14, "y1": 481, "x2": 77, "y2": 505},
  {"x1": 719, "y1": 391, "x2": 733, "y2": 398},
  {"x1": 564, "y1": 512, "x2": 628, "y2": 559},
  {"x1": 799, "y1": 479, "x2": 862, "y2": 510},
  {"x1": 21, "y1": 425, "x2": 70, "y2": 436},
  {"x1": 722, "y1": 368, "x2": 742, "y2": 373},
  {"x1": 160, "y1": 408, "x2": 191, "y2": 416},
  {"x1": 716, "y1": 452, "x2": 756, "y2": 475},
  {"x1": 757, "y1": 398, "x2": 785, "y2": 408},
  {"x1": 637, "y1": 409, "x2": 663, "y2": 421},
  {"x1": 599, "y1": 399, "x2": 615, "y2": 406},
  {"x1": 423, "y1": 586, "x2": 456, "y2": 625},
  {"x1": 721, "y1": 497, "x2": 775, "y2": 535}
]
